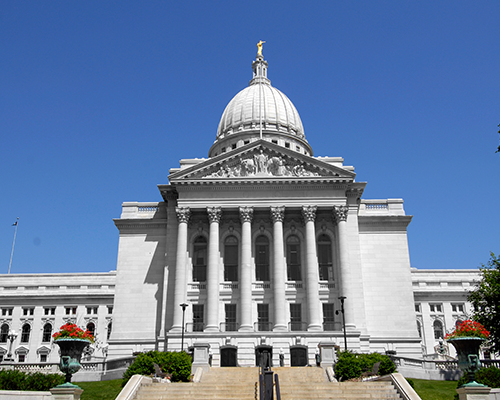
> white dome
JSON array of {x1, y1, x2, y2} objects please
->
[
  {"x1": 216, "y1": 83, "x2": 305, "y2": 140},
  {"x1": 209, "y1": 56, "x2": 312, "y2": 158}
]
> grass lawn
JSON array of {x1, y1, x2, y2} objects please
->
[
  {"x1": 412, "y1": 378, "x2": 458, "y2": 400},
  {"x1": 74, "y1": 379, "x2": 123, "y2": 400}
]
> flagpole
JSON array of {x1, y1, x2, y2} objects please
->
[{"x1": 8, "y1": 218, "x2": 19, "y2": 274}]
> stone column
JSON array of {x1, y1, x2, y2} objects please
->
[
  {"x1": 205, "y1": 207, "x2": 222, "y2": 332},
  {"x1": 171, "y1": 207, "x2": 190, "y2": 332},
  {"x1": 302, "y1": 205, "x2": 322, "y2": 331},
  {"x1": 239, "y1": 207, "x2": 254, "y2": 331},
  {"x1": 271, "y1": 206, "x2": 287, "y2": 331},
  {"x1": 333, "y1": 205, "x2": 355, "y2": 329}
]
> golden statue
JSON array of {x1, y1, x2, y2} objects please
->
[{"x1": 257, "y1": 40, "x2": 266, "y2": 57}]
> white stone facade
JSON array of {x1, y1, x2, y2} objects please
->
[
  {"x1": 0, "y1": 273, "x2": 115, "y2": 363},
  {"x1": 0, "y1": 53, "x2": 489, "y2": 370}
]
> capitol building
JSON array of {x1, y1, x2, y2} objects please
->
[{"x1": 0, "y1": 50, "x2": 480, "y2": 372}]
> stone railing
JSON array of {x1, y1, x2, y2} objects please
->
[{"x1": 359, "y1": 199, "x2": 405, "y2": 216}]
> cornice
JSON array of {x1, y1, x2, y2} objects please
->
[
  {"x1": 358, "y1": 215, "x2": 413, "y2": 231},
  {"x1": 114, "y1": 218, "x2": 168, "y2": 231}
]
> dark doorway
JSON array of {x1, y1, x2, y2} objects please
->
[
  {"x1": 255, "y1": 345, "x2": 273, "y2": 369},
  {"x1": 290, "y1": 347, "x2": 308, "y2": 367},
  {"x1": 220, "y1": 347, "x2": 237, "y2": 367}
]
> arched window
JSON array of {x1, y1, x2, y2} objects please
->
[
  {"x1": 286, "y1": 235, "x2": 301, "y2": 281},
  {"x1": 86, "y1": 322, "x2": 96, "y2": 337},
  {"x1": 317, "y1": 234, "x2": 333, "y2": 281},
  {"x1": 433, "y1": 320, "x2": 444, "y2": 339},
  {"x1": 20, "y1": 323, "x2": 31, "y2": 343},
  {"x1": 193, "y1": 236, "x2": 207, "y2": 282},
  {"x1": 224, "y1": 236, "x2": 238, "y2": 282},
  {"x1": 0, "y1": 324, "x2": 8, "y2": 343},
  {"x1": 107, "y1": 321, "x2": 112, "y2": 340},
  {"x1": 42, "y1": 323, "x2": 52, "y2": 342},
  {"x1": 255, "y1": 236, "x2": 270, "y2": 281}
]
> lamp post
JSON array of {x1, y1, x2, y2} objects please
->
[
  {"x1": 336, "y1": 296, "x2": 347, "y2": 351},
  {"x1": 180, "y1": 303, "x2": 188, "y2": 352},
  {"x1": 5, "y1": 330, "x2": 18, "y2": 362}
]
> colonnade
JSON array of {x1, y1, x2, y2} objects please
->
[{"x1": 170, "y1": 205, "x2": 352, "y2": 333}]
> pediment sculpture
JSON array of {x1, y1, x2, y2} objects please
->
[{"x1": 204, "y1": 151, "x2": 324, "y2": 178}]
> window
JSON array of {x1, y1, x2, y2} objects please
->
[
  {"x1": 44, "y1": 307, "x2": 56, "y2": 316},
  {"x1": 107, "y1": 306, "x2": 113, "y2": 314},
  {"x1": 86, "y1": 306, "x2": 98, "y2": 315},
  {"x1": 433, "y1": 320, "x2": 444, "y2": 339},
  {"x1": 0, "y1": 324, "x2": 9, "y2": 343},
  {"x1": 272, "y1": 139, "x2": 278, "y2": 144},
  {"x1": 18, "y1": 354, "x2": 25, "y2": 363},
  {"x1": 417, "y1": 320, "x2": 422, "y2": 338},
  {"x1": 107, "y1": 321, "x2": 112, "y2": 340},
  {"x1": 193, "y1": 236, "x2": 207, "y2": 282},
  {"x1": 86, "y1": 322, "x2": 96, "y2": 336},
  {"x1": 429, "y1": 304, "x2": 442, "y2": 313},
  {"x1": 23, "y1": 308, "x2": 34, "y2": 316},
  {"x1": 286, "y1": 235, "x2": 301, "y2": 281},
  {"x1": 42, "y1": 323, "x2": 52, "y2": 342},
  {"x1": 224, "y1": 236, "x2": 238, "y2": 282},
  {"x1": 40, "y1": 354, "x2": 48, "y2": 363},
  {"x1": 65, "y1": 307, "x2": 77, "y2": 315},
  {"x1": 290, "y1": 304, "x2": 302, "y2": 331},
  {"x1": 323, "y1": 303, "x2": 335, "y2": 331},
  {"x1": 317, "y1": 234, "x2": 333, "y2": 281},
  {"x1": 1, "y1": 308, "x2": 13, "y2": 316},
  {"x1": 255, "y1": 236, "x2": 270, "y2": 281},
  {"x1": 231, "y1": 143, "x2": 236, "y2": 149},
  {"x1": 20, "y1": 323, "x2": 31, "y2": 343},
  {"x1": 285, "y1": 142, "x2": 290, "y2": 148},
  {"x1": 415, "y1": 304, "x2": 421, "y2": 313},
  {"x1": 193, "y1": 305, "x2": 204, "y2": 332},
  {"x1": 257, "y1": 304, "x2": 270, "y2": 332},
  {"x1": 225, "y1": 304, "x2": 237, "y2": 332},
  {"x1": 452, "y1": 303, "x2": 464, "y2": 313}
]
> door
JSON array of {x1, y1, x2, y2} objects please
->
[
  {"x1": 220, "y1": 347, "x2": 237, "y2": 367},
  {"x1": 290, "y1": 347, "x2": 308, "y2": 367}
]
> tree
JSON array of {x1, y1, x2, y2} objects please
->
[{"x1": 468, "y1": 253, "x2": 500, "y2": 353}]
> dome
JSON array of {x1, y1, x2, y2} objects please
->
[{"x1": 208, "y1": 55, "x2": 312, "y2": 157}]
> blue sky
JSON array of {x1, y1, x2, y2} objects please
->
[{"x1": 1, "y1": 1, "x2": 499, "y2": 274}]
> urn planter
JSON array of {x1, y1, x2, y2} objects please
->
[
  {"x1": 447, "y1": 337, "x2": 486, "y2": 387},
  {"x1": 54, "y1": 338, "x2": 91, "y2": 388}
]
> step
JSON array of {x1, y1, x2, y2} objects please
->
[{"x1": 131, "y1": 367, "x2": 403, "y2": 400}]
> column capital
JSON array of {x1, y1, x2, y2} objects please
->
[
  {"x1": 301, "y1": 205, "x2": 317, "y2": 222},
  {"x1": 270, "y1": 206, "x2": 285, "y2": 223},
  {"x1": 207, "y1": 206, "x2": 222, "y2": 223},
  {"x1": 333, "y1": 205, "x2": 348, "y2": 223},
  {"x1": 176, "y1": 207, "x2": 191, "y2": 223},
  {"x1": 239, "y1": 206, "x2": 254, "y2": 223}
]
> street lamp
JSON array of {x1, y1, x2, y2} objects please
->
[
  {"x1": 5, "y1": 330, "x2": 18, "y2": 362},
  {"x1": 336, "y1": 296, "x2": 347, "y2": 351},
  {"x1": 180, "y1": 303, "x2": 188, "y2": 352}
]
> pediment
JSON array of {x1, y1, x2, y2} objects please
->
[{"x1": 169, "y1": 141, "x2": 355, "y2": 184}]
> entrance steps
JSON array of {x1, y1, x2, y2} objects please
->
[{"x1": 132, "y1": 367, "x2": 403, "y2": 400}]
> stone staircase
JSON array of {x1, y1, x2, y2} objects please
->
[{"x1": 132, "y1": 367, "x2": 403, "y2": 400}]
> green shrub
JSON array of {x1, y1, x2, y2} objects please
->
[
  {"x1": 334, "y1": 351, "x2": 362, "y2": 380},
  {"x1": 122, "y1": 351, "x2": 192, "y2": 386},
  {"x1": 334, "y1": 351, "x2": 396, "y2": 381},
  {"x1": 0, "y1": 369, "x2": 65, "y2": 391},
  {"x1": 456, "y1": 366, "x2": 500, "y2": 389},
  {"x1": 406, "y1": 378, "x2": 415, "y2": 388}
]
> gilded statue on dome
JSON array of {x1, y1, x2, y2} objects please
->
[{"x1": 257, "y1": 40, "x2": 265, "y2": 57}]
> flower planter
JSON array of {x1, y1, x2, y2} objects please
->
[
  {"x1": 447, "y1": 337, "x2": 485, "y2": 387},
  {"x1": 54, "y1": 338, "x2": 91, "y2": 388}
]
